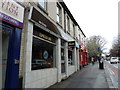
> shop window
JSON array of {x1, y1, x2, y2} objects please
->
[
  {"x1": 31, "y1": 37, "x2": 55, "y2": 70},
  {"x1": 68, "y1": 47, "x2": 74, "y2": 65}
]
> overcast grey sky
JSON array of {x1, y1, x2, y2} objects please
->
[{"x1": 64, "y1": 0, "x2": 118, "y2": 53}]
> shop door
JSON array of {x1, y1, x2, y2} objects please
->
[
  {"x1": 1, "y1": 23, "x2": 21, "y2": 89},
  {"x1": 61, "y1": 48, "x2": 65, "y2": 73}
]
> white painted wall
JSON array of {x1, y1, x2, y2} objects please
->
[
  {"x1": 23, "y1": 21, "x2": 58, "y2": 88},
  {"x1": 68, "y1": 65, "x2": 75, "y2": 76},
  {"x1": 25, "y1": 68, "x2": 57, "y2": 88},
  {"x1": 56, "y1": 38, "x2": 61, "y2": 82},
  {"x1": 47, "y1": 2, "x2": 57, "y2": 22}
]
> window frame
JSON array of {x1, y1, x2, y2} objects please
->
[
  {"x1": 68, "y1": 47, "x2": 74, "y2": 65},
  {"x1": 66, "y1": 15, "x2": 70, "y2": 32},
  {"x1": 73, "y1": 24, "x2": 75, "y2": 37},
  {"x1": 31, "y1": 35, "x2": 56, "y2": 70},
  {"x1": 56, "y1": 4, "x2": 62, "y2": 25},
  {"x1": 38, "y1": 0, "x2": 47, "y2": 11}
]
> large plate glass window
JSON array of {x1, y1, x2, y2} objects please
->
[
  {"x1": 32, "y1": 27, "x2": 56, "y2": 70},
  {"x1": 32, "y1": 37, "x2": 56, "y2": 70}
]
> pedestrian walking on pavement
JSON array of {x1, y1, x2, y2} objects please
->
[{"x1": 91, "y1": 57, "x2": 94, "y2": 65}]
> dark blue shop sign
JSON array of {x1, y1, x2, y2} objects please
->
[{"x1": 0, "y1": 0, "x2": 24, "y2": 28}]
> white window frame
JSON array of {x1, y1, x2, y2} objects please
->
[
  {"x1": 66, "y1": 16, "x2": 70, "y2": 32},
  {"x1": 38, "y1": 0, "x2": 47, "y2": 11},
  {"x1": 73, "y1": 24, "x2": 75, "y2": 37},
  {"x1": 57, "y1": 4, "x2": 62, "y2": 24}
]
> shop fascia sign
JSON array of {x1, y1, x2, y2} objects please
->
[
  {"x1": 38, "y1": 20, "x2": 47, "y2": 28},
  {"x1": 39, "y1": 32, "x2": 52, "y2": 41},
  {"x1": 68, "y1": 41, "x2": 75, "y2": 47},
  {"x1": 68, "y1": 41, "x2": 79, "y2": 48},
  {"x1": 0, "y1": 0, "x2": 24, "y2": 28}
]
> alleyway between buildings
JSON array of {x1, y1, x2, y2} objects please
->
[{"x1": 47, "y1": 63, "x2": 109, "y2": 89}]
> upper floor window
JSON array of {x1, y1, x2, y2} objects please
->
[
  {"x1": 70, "y1": 22, "x2": 73, "y2": 33},
  {"x1": 79, "y1": 34, "x2": 81, "y2": 41},
  {"x1": 57, "y1": 4, "x2": 62, "y2": 24},
  {"x1": 73, "y1": 24, "x2": 75, "y2": 37},
  {"x1": 82, "y1": 38, "x2": 83, "y2": 43},
  {"x1": 66, "y1": 16, "x2": 70, "y2": 32},
  {"x1": 38, "y1": 0, "x2": 47, "y2": 10}
]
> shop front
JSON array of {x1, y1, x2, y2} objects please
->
[
  {"x1": 57, "y1": 27, "x2": 79, "y2": 79},
  {"x1": 23, "y1": 7, "x2": 61, "y2": 88},
  {"x1": 79, "y1": 42, "x2": 88, "y2": 68},
  {"x1": 68, "y1": 41, "x2": 79, "y2": 75},
  {"x1": 32, "y1": 26, "x2": 56, "y2": 70},
  {"x1": 0, "y1": 0, "x2": 24, "y2": 89}
]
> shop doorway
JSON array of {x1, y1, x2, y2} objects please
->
[
  {"x1": 0, "y1": 23, "x2": 21, "y2": 89},
  {"x1": 1, "y1": 28, "x2": 11, "y2": 89},
  {"x1": 61, "y1": 40, "x2": 66, "y2": 74}
]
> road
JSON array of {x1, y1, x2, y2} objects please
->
[
  {"x1": 47, "y1": 62, "x2": 109, "y2": 89},
  {"x1": 105, "y1": 61, "x2": 119, "y2": 88},
  {"x1": 107, "y1": 61, "x2": 119, "y2": 69}
]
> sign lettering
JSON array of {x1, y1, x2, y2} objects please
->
[
  {"x1": 39, "y1": 33, "x2": 52, "y2": 41},
  {"x1": 68, "y1": 41, "x2": 75, "y2": 47},
  {"x1": 2, "y1": 0, "x2": 18, "y2": 16},
  {"x1": 0, "y1": 0, "x2": 24, "y2": 28}
]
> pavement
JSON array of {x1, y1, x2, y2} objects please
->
[{"x1": 46, "y1": 62, "x2": 116, "y2": 89}]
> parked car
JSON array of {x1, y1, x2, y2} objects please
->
[{"x1": 110, "y1": 57, "x2": 119, "y2": 64}]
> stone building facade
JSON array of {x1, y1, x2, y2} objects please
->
[{"x1": 1, "y1": 0, "x2": 87, "y2": 89}]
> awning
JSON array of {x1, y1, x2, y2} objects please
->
[
  {"x1": 57, "y1": 27, "x2": 79, "y2": 48},
  {"x1": 57, "y1": 27, "x2": 74, "y2": 41},
  {"x1": 75, "y1": 42, "x2": 79, "y2": 48}
]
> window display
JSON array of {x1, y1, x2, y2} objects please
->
[
  {"x1": 68, "y1": 47, "x2": 74, "y2": 65},
  {"x1": 31, "y1": 37, "x2": 55, "y2": 70}
]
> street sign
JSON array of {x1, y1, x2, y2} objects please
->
[{"x1": 98, "y1": 47, "x2": 100, "y2": 51}]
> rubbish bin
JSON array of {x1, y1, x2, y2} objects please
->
[{"x1": 99, "y1": 60, "x2": 104, "y2": 69}]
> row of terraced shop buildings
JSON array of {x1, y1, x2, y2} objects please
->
[{"x1": 1, "y1": 0, "x2": 88, "y2": 89}]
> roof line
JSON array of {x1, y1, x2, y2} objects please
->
[{"x1": 59, "y1": 0, "x2": 86, "y2": 37}]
